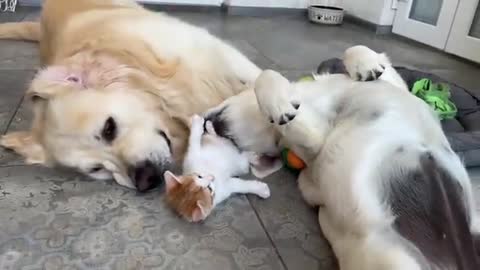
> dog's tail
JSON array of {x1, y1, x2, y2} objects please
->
[{"x1": 0, "y1": 22, "x2": 40, "y2": 41}]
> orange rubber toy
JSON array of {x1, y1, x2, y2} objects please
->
[{"x1": 281, "y1": 148, "x2": 306, "y2": 171}]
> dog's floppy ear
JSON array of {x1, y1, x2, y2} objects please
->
[
  {"x1": 1, "y1": 131, "x2": 47, "y2": 164},
  {"x1": 27, "y1": 66, "x2": 86, "y2": 100}
]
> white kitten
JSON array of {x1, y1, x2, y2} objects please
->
[{"x1": 164, "y1": 114, "x2": 270, "y2": 222}]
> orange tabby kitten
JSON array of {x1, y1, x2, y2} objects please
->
[
  {"x1": 164, "y1": 115, "x2": 270, "y2": 222},
  {"x1": 164, "y1": 173, "x2": 215, "y2": 222}
]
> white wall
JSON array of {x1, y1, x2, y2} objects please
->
[
  {"x1": 227, "y1": 0, "x2": 396, "y2": 25},
  {"x1": 19, "y1": 0, "x2": 226, "y2": 6},
  {"x1": 139, "y1": 0, "x2": 223, "y2": 5},
  {"x1": 20, "y1": 0, "x2": 396, "y2": 25},
  {"x1": 342, "y1": 0, "x2": 396, "y2": 25},
  {"x1": 378, "y1": 0, "x2": 396, "y2": 25},
  {"x1": 225, "y1": 0, "x2": 309, "y2": 9}
]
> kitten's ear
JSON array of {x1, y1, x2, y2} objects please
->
[
  {"x1": 164, "y1": 171, "x2": 182, "y2": 192},
  {"x1": 192, "y1": 201, "x2": 209, "y2": 222}
]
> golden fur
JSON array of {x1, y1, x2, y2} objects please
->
[{"x1": 0, "y1": 0, "x2": 261, "y2": 190}]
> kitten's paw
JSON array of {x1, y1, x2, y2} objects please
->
[
  {"x1": 205, "y1": 120, "x2": 216, "y2": 135},
  {"x1": 343, "y1": 45, "x2": 391, "y2": 81},
  {"x1": 245, "y1": 151, "x2": 261, "y2": 165},
  {"x1": 190, "y1": 114, "x2": 205, "y2": 132},
  {"x1": 191, "y1": 114, "x2": 204, "y2": 126},
  {"x1": 254, "y1": 70, "x2": 300, "y2": 126},
  {"x1": 255, "y1": 182, "x2": 271, "y2": 199},
  {"x1": 250, "y1": 154, "x2": 283, "y2": 179}
]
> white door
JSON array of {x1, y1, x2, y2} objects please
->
[
  {"x1": 139, "y1": 0, "x2": 223, "y2": 6},
  {"x1": 446, "y1": 0, "x2": 480, "y2": 63},
  {"x1": 392, "y1": 0, "x2": 459, "y2": 49}
]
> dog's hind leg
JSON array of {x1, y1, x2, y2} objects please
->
[
  {"x1": 298, "y1": 167, "x2": 324, "y2": 206},
  {"x1": 318, "y1": 207, "x2": 421, "y2": 270},
  {"x1": 343, "y1": 45, "x2": 408, "y2": 91}
]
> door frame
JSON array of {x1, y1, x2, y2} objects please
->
[
  {"x1": 446, "y1": 0, "x2": 480, "y2": 63},
  {"x1": 392, "y1": 0, "x2": 459, "y2": 49}
]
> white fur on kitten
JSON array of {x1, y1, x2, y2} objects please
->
[{"x1": 183, "y1": 114, "x2": 270, "y2": 206}]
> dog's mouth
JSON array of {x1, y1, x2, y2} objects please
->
[{"x1": 129, "y1": 160, "x2": 170, "y2": 192}]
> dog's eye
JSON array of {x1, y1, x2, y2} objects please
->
[
  {"x1": 157, "y1": 129, "x2": 171, "y2": 148},
  {"x1": 89, "y1": 165, "x2": 103, "y2": 173},
  {"x1": 102, "y1": 117, "x2": 117, "y2": 143}
]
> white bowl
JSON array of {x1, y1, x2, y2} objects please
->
[{"x1": 308, "y1": 5, "x2": 344, "y2": 25}]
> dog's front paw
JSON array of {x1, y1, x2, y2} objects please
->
[
  {"x1": 343, "y1": 45, "x2": 391, "y2": 81},
  {"x1": 254, "y1": 70, "x2": 300, "y2": 126}
]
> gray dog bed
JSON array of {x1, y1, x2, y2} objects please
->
[{"x1": 317, "y1": 58, "x2": 480, "y2": 168}]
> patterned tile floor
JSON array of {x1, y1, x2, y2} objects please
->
[{"x1": 0, "y1": 6, "x2": 479, "y2": 270}]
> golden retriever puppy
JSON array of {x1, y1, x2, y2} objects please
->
[{"x1": 0, "y1": 0, "x2": 261, "y2": 191}]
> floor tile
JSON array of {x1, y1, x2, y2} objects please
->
[
  {"x1": 428, "y1": 68, "x2": 480, "y2": 94},
  {"x1": 0, "y1": 97, "x2": 31, "y2": 166},
  {"x1": 228, "y1": 39, "x2": 279, "y2": 70},
  {"x1": 167, "y1": 11, "x2": 226, "y2": 38},
  {"x1": 468, "y1": 168, "x2": 480, "y2": 213},
  {"x1": 0, "y1": 70, "x2": 34, "y2": 133},
  {"x1": 278, "y1": 70, "x2": 316, "y2": 81},
  {"x1": 2, "y1": 7, "x2": 480, "y2": 270},
  {"x1": 21, "y1": 10, "x2": 40, "y2": 21},
  {"x1": 232, "y1": 18, "x2": 348, "y2": 70},
  {"x1": 0, "y1": 7, "x2": 39, "y2": 70},
  {"x1": 0, "y1": 40, "x2": 39, "y2": 70},
  {"x1": 0, "y1": 8, "x2": 27, "y2": 23},
  {"x1": 248, "y1": 169, "x2": 337, "y2": 270},
  {"x1": 0, "y1": 165, "x2": 284, "y2": 270}
]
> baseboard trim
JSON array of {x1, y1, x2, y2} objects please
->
[
  {"x1": 143, "y1": 3, "x2": 221, "y2": 13},
  {"x1": 224, "y1": 5, "x2": 307, "y2": 17},
  {"x1": 343, "y1": 13, "x2": 392, "y2": 35},
  {"x1": 15, "y1": 2, "x2": 393, "y2": 35},
  {"x1": 17, "y1": 0, "x2": 40, "y2": 6}
]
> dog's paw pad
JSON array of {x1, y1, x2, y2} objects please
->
[
  {"x1": 358, "y1": 65, "x2": 385, "y2": 81},
  {"x1": 275, "y1": 110, "x2": 297, "y2": 126},
  {"x1": 291, "y1": 102, "x2": 300, "y2": 110},
  {"x1": 286, "y1": 113, "x2": 296, "y2": 121},
  {"x1": 344, "y1": 45, "x2": 390, "y2": 82}
]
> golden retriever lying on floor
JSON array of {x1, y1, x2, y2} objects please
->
[
  {"x1": 0, "y1": 0, "x2": 262, "y2": 191},
  {"x1": 2, "y1": 1, "x2": 478, "y2": 268}
]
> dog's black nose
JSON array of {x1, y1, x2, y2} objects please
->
[{"x1": 129, "y1": 160, "x2": 164, "y2": 192}]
